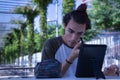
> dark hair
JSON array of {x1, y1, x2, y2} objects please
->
[{"x1": 63, "y1": 4, "x2": 91, "y2": 30}]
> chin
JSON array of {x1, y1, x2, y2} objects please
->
[{"x1": 67, "y1": 41, "x2": 75, "y2": 47}]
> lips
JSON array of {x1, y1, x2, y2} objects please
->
[{"x1": 68, "y1": 41, "x2": 76, "y2": 47}]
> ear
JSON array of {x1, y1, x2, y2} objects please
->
[{"x1": 63, "y1": 23, "x2": 67, "y2": 28}]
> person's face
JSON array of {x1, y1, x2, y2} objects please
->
[{"x1": 63, "y1": 19, "x2": 86, "y2": 47}]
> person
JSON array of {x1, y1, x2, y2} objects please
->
[
  {"x1": 103, "y1": 64, "x2": 119, "y2": 76},
  {"x1": 41, "y1": 2, "x2": 119, "y2": 78}
]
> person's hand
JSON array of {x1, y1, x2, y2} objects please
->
[
  {"x1": 103, "y1": 64, "x2": 119, "y2": 76},
  {"x1": 61, "y1": 42, "x2": 81, "y2": 75},
  {"x1": 67, "y1": 42, "x2": 81, "y2": 63}
]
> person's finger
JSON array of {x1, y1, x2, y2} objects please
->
[{"x1": 74, "y1": 42, "x2": 81, "y2": 49}]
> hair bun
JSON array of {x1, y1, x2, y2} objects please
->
[{"x1": 77, "y1": 3, "x2": 87, "y2": 12}]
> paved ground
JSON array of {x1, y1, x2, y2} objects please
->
[{"x1": 0, "y1": 64, "x2": 34, "y2": 79}]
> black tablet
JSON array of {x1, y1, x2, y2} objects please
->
[{"x1": 75, "y1": 44, "x2": 107, "y2": 79}]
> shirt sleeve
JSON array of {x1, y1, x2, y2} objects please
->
[{"x1": 41, "y1": 37, "x2": 62, "y2": 61}]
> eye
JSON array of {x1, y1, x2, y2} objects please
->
[
  {"x1": 67, "y1": 28, "x2": 74, "y2": 33},
  {"x1": 77, "y1": 32, "x2": 83, "y2": 36}
]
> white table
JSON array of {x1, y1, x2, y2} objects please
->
[{"x1": 0, "y1": 76, "x2": 120, "y2": 80}]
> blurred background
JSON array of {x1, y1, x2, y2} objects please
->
[{"x1": 0, "y1": 0, "x2": 120, "y2": 79}]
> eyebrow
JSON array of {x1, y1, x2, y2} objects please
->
[
  {"x1": 68, "y1": 28, "x2": 84, "y2": 35},
  {"x1": 78, "y1": 31, "x2": 84, "y2": 35}
]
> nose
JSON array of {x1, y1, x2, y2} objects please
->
[{"x1": 71, "y1": 34, "x2": 79, "y2": 42}]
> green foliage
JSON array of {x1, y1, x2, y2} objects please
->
[
  {"x1": 3, "y1": 28, "x2": 21, "y2": 63},
  {"x1": 14, "y1": 6, "x2": 39, "y2": 23},
  {"x1": 33, "y1": 0, "x2": 52, "y2": 8},
  {"x1": 27, "y1": 23, "x2": 35, "y2": 53},
  {"x1": 47, "y1": 24, "x2": 56, "y2": 38},
  {"x1": 47, "y1": 24, "x2": 64, "y2": 39},
  {"x1": 0, "y1": 49, "x2": 4, "y2": 64},
  {"x1": 32, "y1": 0, "x2": 53, "y2": 49},
  {"x1": 83, "y1": 29, "x2": 99, "y2": 41},
  {"x1": 34, "y1": 33, "x2": 42, "y2": 52},
  {"x1": 14, "y1": 5, "x2": 39, "y2": 66},
  {"x1": 3, "y1": 4, "x2": 38, "y2": 65},
  {"x1": 90, "y1": 0, "x2": 120, "y2": 31},
  {"x1": 62, "y1": 0, "x2": 75, "y2": 15},
  {"x1": 59, "y1": 26, "x2": 64, "y2": 36},
  {"x1": 3, "y1": 33, "x2": 14, "y2": 46}
]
